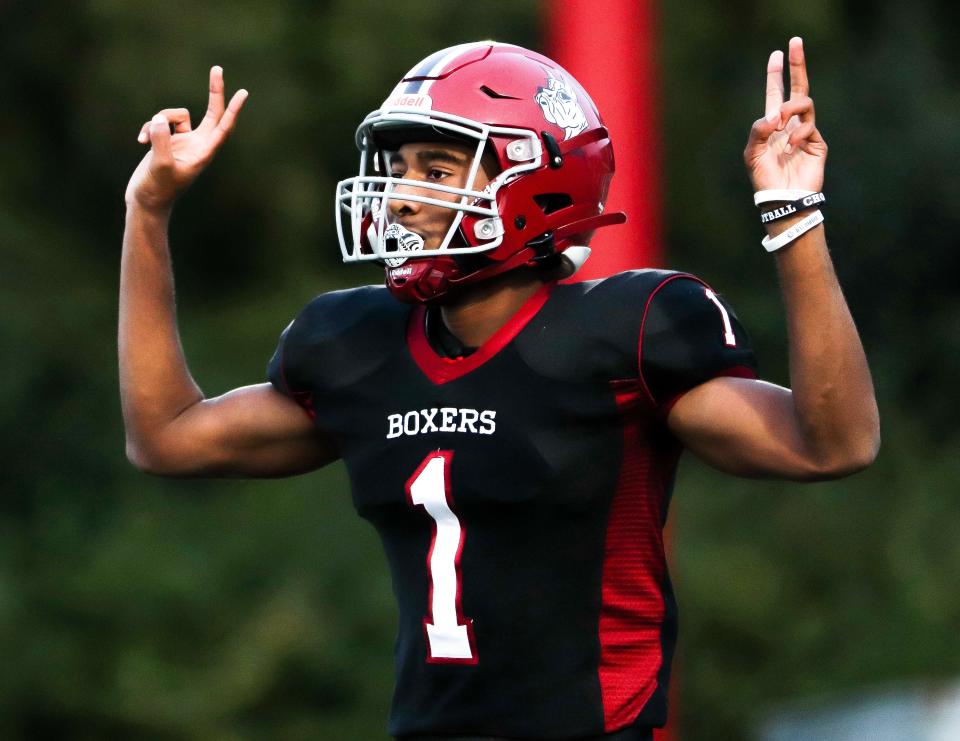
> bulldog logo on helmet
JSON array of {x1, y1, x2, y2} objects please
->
[
  {"x1": 535, "y1": 75, "x2": 588, "y2": 140},
  {"x1": 381, "y1": 223, "x2": 425, "y2": 267}
]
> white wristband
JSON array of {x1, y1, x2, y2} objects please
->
[
  {"x1": 761, "y1": 209, "x2": 824, "y2": 253},
  {"x1": 754, "y1": 188, "x2": 815, "y2": 206}
]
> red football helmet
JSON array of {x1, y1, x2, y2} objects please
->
[{"x1": 335, "y1": 41, "x2": 626, "y2": 303}]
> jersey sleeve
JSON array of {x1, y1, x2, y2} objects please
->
[
  {"x1": 639, "y1": 275, "x2": 758, "y2": 411},
  {"x1": 267, "y1": 320, "x2": 293, "y2": 393},
  {"x1": 267, "y1": 315, "x2": 317, "y2": 419},
  {"x1": 266, "y1": 285, "x2": 405, "y2": 421}
]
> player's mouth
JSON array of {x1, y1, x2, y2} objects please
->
[{"x1": 390, "y1": 221, "x2": 447, "y2": 251}]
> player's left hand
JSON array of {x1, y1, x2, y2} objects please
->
[{"x1": 744, "y1": 37, "x2": 827, "y2": 193}]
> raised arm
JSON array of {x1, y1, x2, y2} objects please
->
[
  {"x1": 120, "y1": 67, "x2": 337, "y2": 477},
  {"x1": 667, "y1": 38, "x2": 880, "y2": 481}
]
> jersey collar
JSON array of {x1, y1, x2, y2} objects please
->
[{"x1": 406, "y1": 281, "x2": 554, "y2": 385}]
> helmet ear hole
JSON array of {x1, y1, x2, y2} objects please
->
[{"x1": 533, "y1": 193, "x2": 573, "y2": 215}]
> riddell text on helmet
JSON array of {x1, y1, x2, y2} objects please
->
[{"x1": 386, "y1": 408, "x2": 497, "y2": 439}]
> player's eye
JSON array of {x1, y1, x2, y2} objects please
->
[{"x1": 426, "y1": 168, "x2": 448, "y2": 181}]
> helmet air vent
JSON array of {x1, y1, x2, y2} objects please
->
[
  {"x1": 533, "y1": 193, "x2": 573, "y2": 215},
  {"x1": 479, "y1": 85, "x2": 520, "y2": 100}
]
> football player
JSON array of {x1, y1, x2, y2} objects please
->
[{"x1": 120, "y1": 39, "x2": 879, "y2": 741}]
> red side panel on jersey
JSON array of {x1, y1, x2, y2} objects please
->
[{"x1": 598, "y1": 387, "x2": 679, "y2": 730}]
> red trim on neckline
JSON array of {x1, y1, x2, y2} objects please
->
[{"x1": 407, "y1": 282, "x2": 555, "y2": 385}]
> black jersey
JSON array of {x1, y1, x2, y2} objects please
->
[{"x1": 268, "y1": 270, "x2": 756, "y2": 739}]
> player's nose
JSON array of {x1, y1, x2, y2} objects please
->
[{"x1": 388, "y1": 181, "x2": 425, "y2": 216}]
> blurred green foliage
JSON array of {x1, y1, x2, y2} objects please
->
[{"x1": 1, "y1": 0, "x2": 958, "y2": 739}]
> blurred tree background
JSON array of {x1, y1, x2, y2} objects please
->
[{"x1": 1, "y1": 0, "x2": 957, "y2": 739}]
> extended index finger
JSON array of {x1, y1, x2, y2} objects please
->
[
  {"x1": 198, "y1": 65, "x2": 225, "y2": 131},
  {"x1": 788, "y1": 37, "x2": 809, "y2": 100}
]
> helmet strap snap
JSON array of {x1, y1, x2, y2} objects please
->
[{"x1": 541, "y1": 131, "x2": 564, "y2": 169}]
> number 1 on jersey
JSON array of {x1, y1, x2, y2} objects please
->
[
  {"x1": 406, "y1": 451, "x2": 477, "y2": 664},
  {"x1": 704, "y1": 288, "x2": 737, "y2": 347}
]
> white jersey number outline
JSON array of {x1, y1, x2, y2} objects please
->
[
  {"x1": 704, "y1": 288, "x2": 737, "y2": 347},
  {"x1": 405, "y1": 451, "x2": 477, "y2": 664}
]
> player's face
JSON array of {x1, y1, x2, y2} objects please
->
[{"x1": 386, "y1": 142, "x2": 496, "y2": 250}]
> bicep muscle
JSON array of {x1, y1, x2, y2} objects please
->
[
  {"x1": 136, "y1": 383, "x2": 338, "y2": 477},
  {"x1": 666, "y1": 376, "x2": 821, "y2": 480}
]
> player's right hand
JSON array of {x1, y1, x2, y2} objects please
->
[{"x1": 125, "y1": 66, "x2": 248, "y2": 211}]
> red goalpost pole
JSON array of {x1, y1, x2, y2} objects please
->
[{"x1": 545, "y1": 0, "x2": 663, "y2": 278}]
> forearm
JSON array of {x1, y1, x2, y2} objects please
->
[
  {"x1": 771, "y1": 218, "x2": 880, "y2": 472},
  {"x1": 675, "y1": 38, "x2": 879, "y2": 480},
  {"x1": 118, "y1": 203, "x2": 204, "y2": 461},
  {"x1": 116, "y1": 72, "x2": 328, "y2": 477}
]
